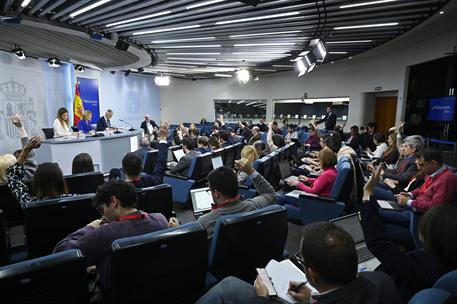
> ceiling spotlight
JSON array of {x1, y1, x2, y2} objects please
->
[
  {"x1": 155, "y1": 74, "x2": 170, "y2": 86},
  {"x1": 254, "y1": 76, "x2": 259, "y2": 81},
  {"x1": 47, "y1": 57, "x2": 61, "y2": 68},
  {"x1": 11, "y1": 45, "x2": 26, "y2": 60},
  {"x1": 294, "y1": 53, "x2": 316, "y2": 77},
  {"x1": 138, "y1": 67, "x2": 145, "y2": 73},
  {"x1": 309, "y1": 38, "x2": 327, "y2": 62},
  {"x1": 236, "y1": 69, "x2": 250, "y2": 84},
  {"x1": 439, "y1": 11, "x2": 444, "y2": 14},
  {"x1": 125, "y1": 70, "x2": 130, "y2": 77},
  {"x1": 110, "y1": 71, "x2": 116, "y2": 74},
  {"x1": 75, "y1": 65, "x2": 85, "y2": 72}
]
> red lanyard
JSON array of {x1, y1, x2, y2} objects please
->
[
  {"x1": 212, "y1": 195, "x2": 241, "y2": 210},
  {"x1": 118, "y1": 212, "x2": 147, "y2": 221}
]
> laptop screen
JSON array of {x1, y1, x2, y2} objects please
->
[
  {"x1": 190, "y1": 187, "x2": 214, "y2": 213},
  {"x1": 167, "y1": 150, "x2": 174, "y2": 162},
  {"x1": 173, "y1": 149, "x2": 186, "y2": 162},
  {"x1": 211, "y1": 156, "x2": 223, "y2": 169},
  {"x1": 278, "y1": 160, "x2": 292, "y2": 179},
  {"x1": 330, "y1": 214, "x2": 365, "y2": 244}
]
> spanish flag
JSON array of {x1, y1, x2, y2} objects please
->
[{"x1": 73, "y1": 83, "x2": 84, "y2": 126}]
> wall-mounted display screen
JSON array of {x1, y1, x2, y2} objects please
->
[{"x1": 428, "y1": 96, "x2": 455, "y2": 122}]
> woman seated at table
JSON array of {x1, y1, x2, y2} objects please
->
[
  {"x1": 304, "y1": 124, "x2": 321, "y2": 150},
  {"x1": 53, "y1": 107, "x2": 73, "y2": 137},
  {"x1": 278, "y1": 148, "x2": 337, "y2": 206},
  {"x1": 77, "y1": 110, "x2": 95, "y2": 135}
]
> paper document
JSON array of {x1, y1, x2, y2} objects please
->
[
  {"x1": 285, "y1": 190, "x2": 308, "y2": 199},
  {"x1": 377, "y1": 200, "x2": 395, "y2": 209},
  {"x1": 265, "y1": 259, "x2": 316, "y2": 303}
]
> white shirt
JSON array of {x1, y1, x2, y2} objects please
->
[
  {"x1": 53, "y1": 119, "x2": 72, "y2": 137},
  {"x1": 370, "y1": 142, "x2": 388, "y2": 159}
]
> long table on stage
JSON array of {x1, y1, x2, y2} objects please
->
[{"x1": 35, "y1": 130, "x2": 142, "y2": 175}]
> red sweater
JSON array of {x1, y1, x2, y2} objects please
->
[
  {"x1": 411, "y1": 168, "x2": 457, "y2": 210},
  {"x1": 297, "y1": 167, "x2": 337, "y2": 197}
]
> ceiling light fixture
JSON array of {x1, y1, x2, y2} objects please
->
[
  {"x1": 70, "y1": 0, "x2": 111, "y2": 18},
  {"x1": 165, "y1": 52, "x2": 221, "y2": 55},
  {"x1": 186, "y1": 0, "x2": 225, "y2": 9},
  {"x1": 340, "y1": 0, "x2": 397, "y2": 9},
  {"x1": 328, "y1": 51, "x2": 348, "y2": 54},
  {"x1": 166, "y1": 57, "x2": 217, "y2": 61},
  {"x1": 334, "y1": 22, "x2": 398, "y2": 30},
  {"x1": 106, "y1": 11, "x2": 172, "y2": 27},
  {"x1": 254, "y1": 68, "x2": 276, "y2": 72},
  {"x1": 47, "y1": 57, "x2": 62, "y2": 68},
  {"x1": 234, "y1": 42, "x2": 296, "y2": 47},
  {"x1": 151, "y1": 37, "x2": 216, "y2": 43},
  {"x1": 229, "y1": 30, "x2": 302, "y2": 38},
  {"x1": 237, "y1": 69, "x2": 250, "y2": 84},
  {"x1": 20, "y1": 0, "x2": 32, "y2": 7},
  {"x1": 215, "y1": 11, "x2": 300, "y2": 25},
  {"x1": 156, "y1": 45, "x2": 221, "y2": 48},
  {"x1": 272, "y1": 65, "x2": 293, "y2": 68},
  {"x1": 326, "y1": 40, "x2": 372, "y2": 44},
  {"x1": 237, "y1": 100, "x2": 245, "y2": 104},
  {"x1": 133, "y1": 24, "x2": 201, "y2": 36},
  {"x1": 75, "y1": 65, "x2": 85, "y2": 72},
  {"x1": 245, "y1": 101, "x2": 257, "y2": 106},
  {"x1": 214, "y1": 73, "x2": 233, "y2": 78},
  {"x1": 11, "y1": 45, "x2": 26, "y2": 60},
  {"x1": 154, "y1": 74, "x2": 170, "y2": 86}
]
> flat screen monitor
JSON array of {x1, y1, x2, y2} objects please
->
[{"x1": 428, "y1": 96, "x2": 455, "y2": 122}]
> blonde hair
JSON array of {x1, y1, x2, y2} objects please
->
[
  {"x1": 241, "y1": 145, "x2": 258, "y2": 165},
  {"x1": 83, "y1": 110, "x2": 92, "y2": 120},
  {"x1": 0, "y1": 154, "x2": 17, "y2": 183}
]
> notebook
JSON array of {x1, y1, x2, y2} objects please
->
[
  {"x1": 211, "y1": 156, "x2": 224, "y2": 169},
  {"x1": 190, "y1": 187, "x2": 214, "y2": 214},
  {"x1": 330, "y1": 213, "x2": 381, "y2": 271}
]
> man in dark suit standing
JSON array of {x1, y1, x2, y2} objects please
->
[
  {"x1": 169, "y1": 137, "x2": 201, "y2": 176},
  {"x1": 316, "y1": 106, "x2": 337, "y2": 131},
  {"x1": 140, "y1": 114, "x2": 158, "y2": 138},
  {"x1": 96, "y1": 109, "x2": 113, "y2": 131}
]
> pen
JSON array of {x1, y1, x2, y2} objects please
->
[{"x1": 290, "y1": 282, "x2": 307, "y2": 293}]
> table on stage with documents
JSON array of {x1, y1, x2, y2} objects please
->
[{"x1": 35, "y1": 130, "x2": 142, "y2": 175}]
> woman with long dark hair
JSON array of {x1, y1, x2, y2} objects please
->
[{"x1": 53, "y1": 107, "x2": 72, "y2": 137}]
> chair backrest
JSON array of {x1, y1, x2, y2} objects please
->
[
  {"x1": 269, "y1": 151, "x2": 280, "y2": 187},
  {"x1": 0, "y1": 181, "x2": 30, "y2": 227},
  {"x1": 330, "y1": 156, "x2": 352, "y2": 201},
  {"x1": 0, "y1": 210, "x2": 8, "y2": 266},
  {"x1": 109, "y1": 222, "x2": 208, "y2": 304},
  {"x1": 208, "y1": 205, "x2": 288, "y2": 282},
  {"x1": 41, "y1": 128, "x2": 54, "y2": 139},
  {"x1": 137, "y1": 184, "x2": 173, "y2": 220},
  {"x1": 0, "y1": 249, "x2": 89, "y2": 303},
  {"x1": 188, "y1": 152, "x2": 213, "y2": 180},
  {"x1": 223, "y1": 145, "x2": 236, "y2": 168},
  {"x1": 143, "y1": 150, "x2": 158, "y2": 174},
  {"x1": 434, "y1": 270, "x2": 457, "y2": 296},
  {"x1": 24, "y1": 194, "x2": 99, "y2": 258},
  {"x1": 409, "y1": 288, "x2": 452, "y2": 304},
  {"x1": 65, "y1": 172, "x2": 104, "y2": 194}
]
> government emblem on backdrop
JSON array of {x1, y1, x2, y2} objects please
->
[{"x1": 0, "y1": 79, "x2": 37, "y2": 140}]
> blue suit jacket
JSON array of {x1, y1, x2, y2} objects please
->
[{"x1": 96, "y1": 116, "x2": 111, "y2": 131}]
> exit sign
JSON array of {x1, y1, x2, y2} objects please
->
[{"x1": 374, "y1": 86, "x2": 383, "y2": 91}]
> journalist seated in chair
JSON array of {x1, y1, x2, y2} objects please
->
[
  {"x1": 7, "y1": 136, "x2": 75, "y2": 209},
  {"x1": 238, "y1": 145, "x2": 259, "y2": 186},
  {"x1": 77, "y1": 110, "x2": 95, "y2": 135},
  {"x1": 196, "y1": 221, "x2": 401, "y2": 304},
  {"x1": 208, "y1": 136, "x2": 221, "y2": 151},
  {"x1": 197, "y1": 136, "x2": 211, "y2": 154},
  {"x1": 278, "y1": 149, "x2": 337, "y2": 207},
  {"x1": 168, "y1": 159, "x2": 276, "y2": 238},
  {"x1": 54, "y1": 180, "x2": 169, "y2": 293},
  {"x1": 219, "y1": 131, "x2": 233, "y2": 148},
  {"x1": 72, "y1": 153, "x2": 95, "y2": 174},
  {"x1": 359, "y1": 165, "x2": 457, "y2": 302},
  {"x1": 169, "y1": 137, "x2": 201, "y2": 176},
  {"x1": 134, "y1": 136, "x2": 153, "y2": 165},
  {"x1": 366, "y1": 133, "x2": 388, "y2": 160}
]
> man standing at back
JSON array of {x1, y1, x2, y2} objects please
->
[
  {"x1": 96, "y1": 109, "x2": 113, "y2": 131},
  {"x1": 316, "y1": 106, "x2": 337, "y2": 131}
]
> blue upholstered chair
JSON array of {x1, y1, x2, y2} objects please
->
[
  {"x1": 137, "y1": 184, "x2": 174, "y2": 220},
  {"x1": 434, "y1": 270, "x2": 457, "y2": 296},
  {"x1": 109, "y1": 222, "x2": 208, "y2": 304},
  {"x1": 409, "y1": 270, "x2": 457, "y2": 304},
  {"x1": 283, "y1": 156, "x2": 351, "y2": 224},
  {"x1": 164, "y1": 152, "x2": 213, "y2": 205},
  {"x1": 0, "y1": 249, "x2": 89, "y2": 303},
  {"x1": 208, "y1": 205, "x2": 288, "y2": 282}
]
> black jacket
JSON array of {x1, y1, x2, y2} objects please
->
[
  {"x1": 383, "y1": 156, "x2": 418, "y2": 187},
  {"x1": 169, "y1": 150, "x2": 201, "y2": 177},
  {"x1": 362, "y1": 132, "x2": 376, "y2": 152},
  {"x1": 313, "y1": 271, "x2": 402, "y2": 304},
  {"x1": 140, "y1": 120, "x2": 158, "y2": 135},
  {"x1": 96, "y1": 116, "x2": 111, "y2": 131},
  {"x1": 345, "y1": 133, "x2": 362, "y2": 151},
  {"x1": 358, "y1": 200, "x2": 451, "y2": 302},
  {"x1": 317, "y1": 112, "x2": 337, "y2": 131}
]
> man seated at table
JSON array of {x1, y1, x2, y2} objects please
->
[
  {"x1": 96, "y1": 109, "x2": 113, "y2": 131},
  {"x1": 169, "y1": 137, "x2": 201, "y2": 176},
  {"x1": 53, "y1": 181, "x2": 168, "y2": 293}
]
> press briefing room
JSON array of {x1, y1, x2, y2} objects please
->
[{"x1": 0, "y1": 0, "x2": 457, "y2": 303}]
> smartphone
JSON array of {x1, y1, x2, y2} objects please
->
[{"x1": 256, "y1": 268, "x2": 277, "y2": 296}]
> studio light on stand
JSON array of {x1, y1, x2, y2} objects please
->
[
  {"x1": 293, "y1": 38, "x2": 326, "y2": 77},
  {"x1": 154, "y1": 74, "x2": 170, "y2": 86}
]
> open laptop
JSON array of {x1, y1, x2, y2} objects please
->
[
  {"x1": 330, "y1": 213, "x2": 381, "y2": 271},
  {"x1": 211, "y1": 155, "x2": 224, "y2": 169},
  {"x1": 173, "y1": 149, "x2": 186, "y2": 162},
  {"x1": 190, "y1": 187, "x2": 214, "y2": 218},
  {"x1": 278, "y1": 160, "x2": 299, "y2": 183}
]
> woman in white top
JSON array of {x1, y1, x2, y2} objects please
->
[
  {"x1": 53, "y1": 107, "x2": 72, "y2": 137},
  {"x1": 366, "y1": 132, "x2": 388, "y2": 159}
]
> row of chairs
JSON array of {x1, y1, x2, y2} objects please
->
[
  {"x1": 0, "y1": 205, "x2": 288, "y2": 304},
  {"x1": 1, "y1": 184, "x2": 174, "y2": 261}
]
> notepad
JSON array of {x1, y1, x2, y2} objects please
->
[
  {"x1": 377, "y1": 200, "x2": 395, "y2": 209},
  {"x1": 264, "y1": 259, "x2": 316, "y2": 303}
]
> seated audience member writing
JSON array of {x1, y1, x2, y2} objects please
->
[
  {"x1": 53, "y1": 181, "x2": 168, "y2": 293},
  {"x1": 345, "y1": 125, "x2": 362, "y2": 151},
  {"x1": 395, "y1": 148, "x2": 457, "y2": 210},
  {"x1": 304, "y1": 124, "x2": 321, "y2": 150},
  {"x1": 208, "y1": 136, "x2": 221, "y2": 150},
  {"x1": 378, "y1": 132, "x2": 399, "y2": 165},
  {"x1": 169, "y1": 159, "x2": 276, "y2": 238},
  {"x1": 362, "y1": 122, "x2": 377, "y2": 152},
  {"x1": 238, "y1": 146, "x2": 259, "y2": 186},
  {"x1": 248, "y1": 126, "x2": 261, "y2": 145},
  {"x1": 140, "y1": 114, "x2": 158, "y2": 138},
  {"x1": 359, "y1": 166, "x2": 457, "y2": 302},
  {"x1": 7, "y1": 137, "x2": 75, "y2": 209},
  {"x1": 229, "y1": 128, "x2": 243, "y2": 143},
  {"x1": 219, "y1": 131, "x2": 232, "y2": 148},
  {"x1": 302, "y1": 135, "x2": 341, "y2": 169},
  {"x1": 366, "y1": 133, "x2": 388, "y2": 159},
  {"x1": 53, "y1": 107, "x2": 73, "y2": 137},
  {"x1": 197, "y1": 136, "x2": 211, "y2": 153},
  {"x1": 96, "y1": 109, "x2": 113, "y2": 131},
  {"x1": 196, "y1": 221, "x2": 401, "y2": 304},
  {"x1": 134, "y1": 137, "x2": 153, "y2": 165},
  {"x1": 77, "y1": 110, "x2": 95, "y2": 135},
  {"x1": 121, "y1": 125, "x2": 168, "y2": 188},
  {"x1": 169, "y1": 137, "x2": 201, "y2": 176},
  {"x1": 72, "y1": 153, "x2": 94, "y2": 174},
  {"x1": 253, "y1": 140, "x2": 270, "y2": 158}
]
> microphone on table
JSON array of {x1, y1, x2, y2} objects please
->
[{"x1": 119, "y1": 119, "x2": 136, "y2": 131}]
